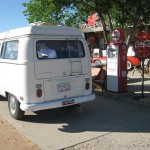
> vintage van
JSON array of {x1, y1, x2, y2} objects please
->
[{"x1": 0, "y1": 25, "x2": 95, "y2": 119}]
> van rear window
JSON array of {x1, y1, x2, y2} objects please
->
[{"x1": 36, "y1": 40, "x2": 85, "y2": 59}]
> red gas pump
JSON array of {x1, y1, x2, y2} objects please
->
[{"x1": 107, "y1": 29, "x2": 127, "y2": 92}]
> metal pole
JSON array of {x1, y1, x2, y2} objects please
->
[{"x1": 141, "y1": 58, "x2": 145, "y2": 97}]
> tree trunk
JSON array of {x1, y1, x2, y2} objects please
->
[
  {"x1": 107, "y1": 12, "x2": 113, "y2": 33},
  {"x1": 126, "y1": 35, "x2": 131, "y2": 45},
  {"x1": 98, "y1": 13, "x2": 109, "y2": 44}
]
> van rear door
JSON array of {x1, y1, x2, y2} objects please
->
[{"x1": 34, "y1": 39, "x2": 88, "y2": 101}]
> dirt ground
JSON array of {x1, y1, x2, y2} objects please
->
[
  {"x1": 91, "y1": 67, "x2": 101, "y2": 76},
  {"x1": 0, "y1": 115, "x2": 41, "y2": 150}
]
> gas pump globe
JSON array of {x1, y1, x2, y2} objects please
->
[{"x1": 107, "y1": 29, "x2": 127, "y2": 92}]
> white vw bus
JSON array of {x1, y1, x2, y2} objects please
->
[{"x1": 0, "y1": 25, "x2": 95, "y2": 119}]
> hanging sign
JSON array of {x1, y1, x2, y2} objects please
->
[{"x1": 134, "y1": 31, "x2": 150, "y2": 58}]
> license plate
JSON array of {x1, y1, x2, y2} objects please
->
[
  {"x1": 57, "y1": 82, "x2": 71, "y2": 92},
  {"x1": 62, "y1": 99, "x2": 75, "y2": 106}
]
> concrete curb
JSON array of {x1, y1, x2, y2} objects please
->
[{"x1": 93, "y1": 89, "x2": 150, "y2": 109}]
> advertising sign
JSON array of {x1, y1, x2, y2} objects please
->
[
  {"x1": 87, "y1": 13, "x2": 99, "y2": 26},
  {"x1": 134, "y1": 31, "x2": 150, "y2": 58}
]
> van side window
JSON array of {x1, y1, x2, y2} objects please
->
[
  {"x1": 2, "y1": 40, "x2": 19, "y2": 60},
  {"x1": 36, "y1": 40, "x2": 85, "y2": 59},
  {"x1": 0, "y1": 43, "x2": 2, "y2": 58}
]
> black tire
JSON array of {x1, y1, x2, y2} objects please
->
[
  {"x1": 8, "y1": 94, "x2": 25, "y2": 120},
  {"x1": 95, "y1": 60, "x2": 101, "y2": 66},
  {"x1": 127, "y1": 60, "x2": 132, "y2": 70}
]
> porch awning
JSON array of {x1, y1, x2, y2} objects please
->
[{"x1": 81, "y1": 26, "x2": 103, "y2": 33}]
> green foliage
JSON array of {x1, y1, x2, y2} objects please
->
[
  {"x1": 110, "y1": 0, "x2": 150, "y2": 30},
  {"x1": 22, "y1": 0, "x2": 112, "y2": 26},
  {"x1": 22, "y1": 0, "x2": 150, "y2": 42},
  {"x1": 22, "y1": 0, "x2": 74, "y2": 23}
]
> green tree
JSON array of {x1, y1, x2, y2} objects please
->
[
  {"x1": 111, "y1": 0, "x2": 150, "y2": 43},
  {"x1": 22, "y1": 0, "x2": 150, "y2": 43},
  {"x1": 23, "y1": 0, "x2": 114, "y2": 43}
]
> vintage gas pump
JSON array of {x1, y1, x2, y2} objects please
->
[{"x1": 107, "y1": 29, "x2": 127, "y2": 92}]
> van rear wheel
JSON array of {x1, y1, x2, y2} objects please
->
[{"x1": 8, "y1": 94, "x2": 25, "y2": 120}]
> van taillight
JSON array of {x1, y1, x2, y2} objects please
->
[
  {"x1": 85, "y1": 82, "x2": 90, "y2": 90},
  {"x1": 36, "y1": 89, "x2": 42, "y2": 97}
]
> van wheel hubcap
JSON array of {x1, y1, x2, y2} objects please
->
[{"x1": 9, "y1": 96, "x2": 17, "y2": 114}]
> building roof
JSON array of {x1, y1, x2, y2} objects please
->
[
  {"x1": 80, "y1": 21, "x2": 103, "y2": 33},
  {"x1": 81, "y1": 26, "x2": 103, "y2": 33}
]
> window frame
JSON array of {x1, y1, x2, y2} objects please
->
[
  {"x1": 36, "y1": 40, "x2": 85, "y2": 60},
  {"x1": 1, "y1": 40, "x2": 19, "y2": 60}
]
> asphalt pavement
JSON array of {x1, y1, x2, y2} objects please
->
[{"x1": 0, "y1": 70, "x2": 150, "y2": 150}]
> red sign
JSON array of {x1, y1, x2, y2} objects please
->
[
  {"x1": 87, "y1": 13, "x2": 99, "y2": 26},
  {"x1": 134, "y1": 31, "x2": 150, "y2": 58}
]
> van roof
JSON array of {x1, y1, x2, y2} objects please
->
[{"x1": 0, "y1": 25, "x2": 83, "y2": 39}]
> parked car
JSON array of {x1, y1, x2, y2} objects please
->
[
  {"x1": 91, "y1": 48, "x2": 107, "y2": 66},
  {"x1": 91, "y1": 47, "x2": 141, "y2": 70},
  {"x1": 127, "y1": 46, "x2": 141, "y2": 70},
  {"x1": 127, "y1": 56, "x2": 141, "y2": 70},
  {"x1": 91, "y1": 56, "x2": 107, "y2": 65},
  {"x1": 91, "y1": 56, "x2": 140, "y2": 70}
]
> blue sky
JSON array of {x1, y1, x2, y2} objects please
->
[{"x1": 0, "y1": 0, "x2": 30, "y2": 32}]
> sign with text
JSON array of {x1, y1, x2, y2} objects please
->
[{"x1": 134, "y1": 31, "x2": 150, "y2": 58}]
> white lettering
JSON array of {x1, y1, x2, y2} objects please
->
[{"x1": 135, "y1": 40, "x2": 150, "y2": 48}]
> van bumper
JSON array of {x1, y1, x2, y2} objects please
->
[{"x1": 20, "y1": 94, "x2": 95, "y2": 111}]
